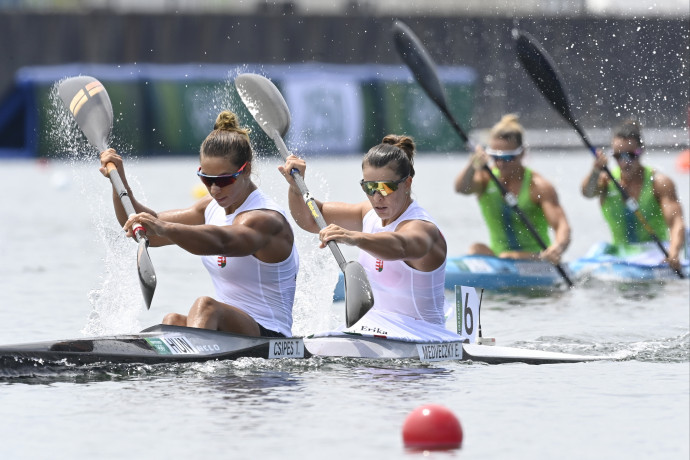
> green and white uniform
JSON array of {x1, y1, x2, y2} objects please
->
[
  {"x1": 601, "y1": 165, "x2": 668, "y2": 247},
  {"x1": 478, "y1": 167, "x2": 550, "y2": 254}
]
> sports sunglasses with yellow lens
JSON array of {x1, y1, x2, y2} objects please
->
[{"x1": 359, "y1": 176, "x2": 408, "y2": 196}]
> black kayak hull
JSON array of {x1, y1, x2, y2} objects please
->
[{"x1": 0, "y1": 324, "x2": 307, "y2": 367}]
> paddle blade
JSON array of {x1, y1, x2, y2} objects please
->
[
  {"x1": 137, "y1": 239, "x2": 157, "y2": 309},
  {"x1": 343, "y1": 261, "x2": 375, "y2": 328},
  {"x1": 513, "y1": 29, "x2": 577, "y2": 125},
  {"x1": 236, "y1": 73, "x2": 376, "y2": 323},
  {"x1": 235, "y1": 73, "x2": 291, "y2": 141},
  {"x1": 392, "y1": 20, "x2": 450, "y2": 114},
  {"x1": 57, "y1": 76, "x2": 113, "y2": 152}
]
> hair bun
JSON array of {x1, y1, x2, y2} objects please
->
[
  {"x1": 382, "y1": 134, "x2": 416, "y2": 158},
  {"x1": 214, "y1": 110, "x2": 250, "y2": 138}
]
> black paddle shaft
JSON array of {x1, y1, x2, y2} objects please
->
[
  {"x1": 513, "y1": 29, "x2": 682, "y2": 278},
  {"x1": 392, "y1": 20, "x2": 574, "y2": 287}
]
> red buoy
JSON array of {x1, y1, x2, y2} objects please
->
[{"x1": 402, "y1": 404, "x2": 463, "y2": 450}]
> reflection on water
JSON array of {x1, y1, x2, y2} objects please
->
[{"x1": 575, "y1": 276, "x2": 680, "y2": 301}]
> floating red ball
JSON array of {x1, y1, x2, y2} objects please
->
[{"x1": 402, "y1": 404, "x2": 463, "y2": 450}]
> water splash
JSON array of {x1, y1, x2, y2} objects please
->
[{"x1": 46, "y1": 79, "x2": 146, "y2": 336}]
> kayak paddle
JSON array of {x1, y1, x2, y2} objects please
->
[
  {"x1": 57, "y1": 76, "x2": 158, "y2": 307},
  {"x1": 392, "y1": 20, "x2": 574, "y2": 287},
  {"x1": 513, "y1": 29, "x2": 684, "y2": 279},
  {"x1": 234, "y1": 73, "x2": 375, "y2": 327}
]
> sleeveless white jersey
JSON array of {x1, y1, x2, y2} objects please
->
[
  {"x1": 358, "y1": 200, "x2": 446, "y2": 325},
  {"x1": 201, "y1": 189, "x2": 299, "y2": 336}
]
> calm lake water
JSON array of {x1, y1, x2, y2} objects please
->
[{"x1": 0, "y1": 148, "x2": 688, "y2": 460}]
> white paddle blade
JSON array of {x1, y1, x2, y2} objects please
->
[
  {"x1": 57, "y1": 76, "x2": 113, "y2": 152},
  {"x1": 235, "y1": 73, "x2": 291, "y2": 139}
]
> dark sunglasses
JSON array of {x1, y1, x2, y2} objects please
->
[
  {"x1": 197, "y1": 161, "x2": 247, "y2": 187},
  {"x1": 360, "y1": 176, "x2": 408, "y2": 196},
  {"x1": 612, "y1": 151, "x2": 640, "y2": 162}
]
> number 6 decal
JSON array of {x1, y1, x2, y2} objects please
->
[{"x1": 455, "y1": 286, "x2": 480, "y2": 343}]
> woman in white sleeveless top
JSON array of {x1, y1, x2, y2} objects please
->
[
  {"x1": 280, "y1": 134, "x2": 447, "y2": 333},
  {"x1": 100, "y1": 111, "x2": 298, "y2": 337}
]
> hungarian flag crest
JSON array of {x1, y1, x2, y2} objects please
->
[
  {"x1": 217, "y1": 256, "x2": 227, "y2": 268},
  {"x1": 375, "y1": 259, "x2": 384, "y2": 272}
]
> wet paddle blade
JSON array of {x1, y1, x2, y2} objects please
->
[
  {"x1": 392, "y1": 20, "x2": 470, "y2": 145},
  {"x1": 513, "y1": 30, "x2": 578, "y2": 128},
  {"x1": 392, "y1": 20, "x2": 449, "y2": 114},
  {"x1": 137, "y1": 239, "x2": 156, "y2": 309},
  {"x1": 235, "y1": 73, "x2": 290, "y2": 143},
  {"x1": 57, "y1": 76, "x2": 113, "y2": 152},
  {"x1": 343, "y1": 261, "x2": 374, "y2": 328}
]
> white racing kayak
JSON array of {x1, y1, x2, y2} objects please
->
[
  {"x1": 304, "y1": 335, "x2": 603, "y2": 364},
  {"x1": 0, "y1": 287, "x2": 607, "y2": 369}
]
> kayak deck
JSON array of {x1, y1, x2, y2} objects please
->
[{"x1": 0, "y1": 324, "x2": 607, "y2": 369}]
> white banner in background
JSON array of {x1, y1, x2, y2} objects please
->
[{"x1": 282, "y1": 77, "x2": 364, "y2": 155}]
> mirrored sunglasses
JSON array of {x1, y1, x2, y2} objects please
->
[
  {"x1": 360, "y1": 176, "x2": 408, "y2": 196},
  {"x1": 486, "y1": 146, "x2": 524, "y2": 162},
  {"x1": 197, "y1": 161, "x2": 247, "y2": 187}
]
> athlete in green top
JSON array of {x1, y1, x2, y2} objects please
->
[
  {"x1": 581, "y1": 119, "x2": 685, "y2": 272},
  {"x1": 455, "y1": 114, "x2": 571, "y2": 264}
]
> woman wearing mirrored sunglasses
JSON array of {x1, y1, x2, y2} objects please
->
[
  {"x1": 280, "y1": 134, "x2": 454, "y2": 340},
  {"x1": 454, "y1": 114, "x2": 571, "y2": 264},
  {"x1": 581, "y1": 119, "x2": 685, "y2": 272},
  {"x1": 100, "y1": 110, "x2": 298, "y2": 337}
]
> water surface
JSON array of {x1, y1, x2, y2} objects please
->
[{"x1": 0, "y1": 150, "x2": 688, "y2": 459}]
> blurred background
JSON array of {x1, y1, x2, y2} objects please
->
[{"x1": 1, "y1": 0, "x2": 688, "y2": 158}]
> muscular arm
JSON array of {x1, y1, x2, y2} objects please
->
[
  {"x1": 134, "y1": 207, "x2": 289, "y2": 259},
  {"x1": 279, "y1": 154, "x2": 368, "y2": 233},
  {"x1": 581, "y1": 150, "x2": 609, "y2": 198},
  {"x1": 285, "y1": 187, "x2": 368, "y2": 233},
  {"x1": 140, "y1": 197, "x2": 210, "y2": 247},
  {"x1": 654, "y1": 173, "x2": 685, "y2": 264},
  {"x1": 533, "y1": 176, "x2": 571, "y2": 263},
  {"x1": 99, "y1": 149, "x2": 158, "y2": 226},
  {"x1": 455, "y1": 147, "x2": 490, "y2": 195},
  {"x1": 110, "y1": 187, "x2": 157, "y2": 227},
  {"x1": 319, "y1": 219, "x2": 446, "y2": 271}
]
